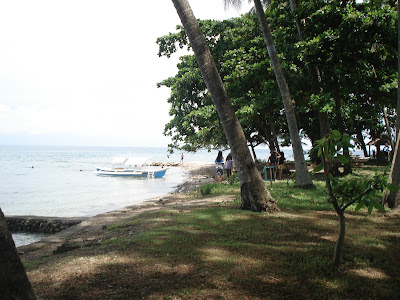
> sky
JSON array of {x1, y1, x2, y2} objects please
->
[{"x1": 0, "y1": 0, "x2": 253, "y2": 147}]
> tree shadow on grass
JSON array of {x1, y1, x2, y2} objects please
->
[{"x1": 28, "y1": 205, "x2": 400, "y2": 299}]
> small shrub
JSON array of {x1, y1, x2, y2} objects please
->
[
  {"x1": 227, "y1": 172, "x2": 238, "y2": 185},
  {"x1": 199, "y1": 184, "x2": 213, "y2": 196}
]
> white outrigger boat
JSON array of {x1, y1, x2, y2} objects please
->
[{"x1": 95, "y1": 157, "x2": 167, "y2": 178}]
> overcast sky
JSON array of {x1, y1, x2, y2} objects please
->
[{"x1": 0, "y1": 0, "x2": 253, "y2": 147}]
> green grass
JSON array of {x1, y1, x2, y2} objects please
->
[
  {"x1": 193, "y1": 179, "x2": 331, "y2": 211},
  {"x1": 268, "y1": 180, "x2": 332, "y2": 211},
  {"x1": 96, "y1": 189, "x2": 398, "y2": 296},
  {"x1": 193, "y1": 182, "x2": 240, "y2": 197},
  {"x1": 97, "y1": 201, "x2": 399, "y2": 299},
  {"x1": 23, "y1": 259, "x2": 43, "y2": 270}
]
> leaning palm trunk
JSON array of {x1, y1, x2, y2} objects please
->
[
  {"x1": 253, "y1": 0, "x2": 314, "y2": 188},
  {"x1": 171, "y1": 0, "x2": 279, "y2": 212}
]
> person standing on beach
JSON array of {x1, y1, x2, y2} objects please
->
[
  {"x1": 225, "y1": 153, "x2": 232, "y2": 178},
  {"x1": 267, "y1": 150, "x2": 281, "y2": 179},
  {"x1": 181, "y1": 153, "x2": 184, "y2": 163},
  {"x1": 278, "y1": 151, "x2": 286, "y2": 179},
  {"x1": 215, "y1": 151, "x2": 225, "y2": 183}
]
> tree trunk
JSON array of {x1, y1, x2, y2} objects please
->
[
  {"x1": 388, "y1": 130, "x2": 400, "y2": 208},
  {"x1": 253, "y1": 0, "x2": 314, "y2": 188},
  {"x1": 383, "y1": 107, "x2": 395, "y2": 150},
  {"x1": 269, "y1": 118, "x2": 281, "y2": 153},
  {"x1": 265, "y1": 128, "x2": 275, "y2": 153},
  {"x1": 319, "y1": 112, "x2": 331, "y2": 138},
  {"x1": 171, "y1": 0, "x2": 279, "y2": 212},
  {"x1": 333, "y1": 209, "x2": 346, "y2": 266},
  {"x1": 387, "y1": 1, "x2": 400, "y2": 208},
  {"x1": 342, "y1": 147, "x2": 352, "y2": 174},
  {"x1": 398, "y1": 1, "x2": 400, "y2": 136},
  {"x1": 250, "y1": 142, "x2": 258, "y2": 163},
  {"x1": 321, "y1": 146, "x2": 346, "y2": 266},
  {"x1": 356, "y1": 126, "x2": 369, "y2": 157},
  {"x1": 0, "y1": 209, "x2": 36, "y2": 299},
  {"x1": 262, "y1": 120, "x2": 275, "y2": 152},
  {"x1": 256, "y1": 116, "x2": 275, "y2": 153}
]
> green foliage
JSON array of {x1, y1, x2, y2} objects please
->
[
  {"x1": 335, "y1": 173, "x2": 387, "y2": 214},
  {"x1": 157, "y1": 1, "x2": 397, "y2": 153},
  {"x1": 314, "y1": 130, "x2": 395, "y2": 265},
  {"x1": 314, "y1": 130, "x2": 390, "y2": 214}
]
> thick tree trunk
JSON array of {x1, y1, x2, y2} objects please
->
[
  {"x1": 253, "y1": 0, "x2": 314, "y2": 188},
  {"x1": 171, "y1": 0, "x2": 279, "y2": 212},
  {"x1": 0, "y1": 209, "x2": 36, "y2": 299},
  {"x1": 319, "y1": 112, "x2": 331, "y2": 138}
]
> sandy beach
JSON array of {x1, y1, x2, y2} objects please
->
[{"x1": 17, "y1": 162, "x2": 227, "y2": 258}]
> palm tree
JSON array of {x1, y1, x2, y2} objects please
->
[
  {"x1": 0, "y1": 209, "x2": 36, "y2": 299},
  {"x1": 225, "y1": 0, "x2": 315, "y2": 188},
  {"x1": 171, "y1": 0, "x2": 279, "y2": 212}
]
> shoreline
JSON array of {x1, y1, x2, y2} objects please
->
[
  {"x1": 172, "y1": 162, "x2": 215, "y2": 193},
  {"x1": 17, "y1": 162, "x2": 217, "y2": 255}
]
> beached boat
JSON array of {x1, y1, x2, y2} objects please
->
[{"x1": 95, "y1": 157, "x2": 167, "y2": 178}]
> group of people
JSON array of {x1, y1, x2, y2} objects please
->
[
  {"x1": 267, "y1": 149, "x2": 286, "y2": 180},
  {"x1": 214, "y1": 149, "x2": 287, "y2": 183},
  {"x1": 214, "y1": 151, "x2": 233, "y2": 183}
]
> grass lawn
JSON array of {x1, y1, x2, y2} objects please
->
[{"x1": 24, "y1": 165, "x2": 400, "y2": 299}]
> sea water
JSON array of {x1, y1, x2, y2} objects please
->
[{"x1": 0, "y1": 146, "x2": 190, "y2": 218}]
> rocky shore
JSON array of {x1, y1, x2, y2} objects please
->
[{"x1": 7, "y1": 216, "x2": 86, "y2": 234}]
